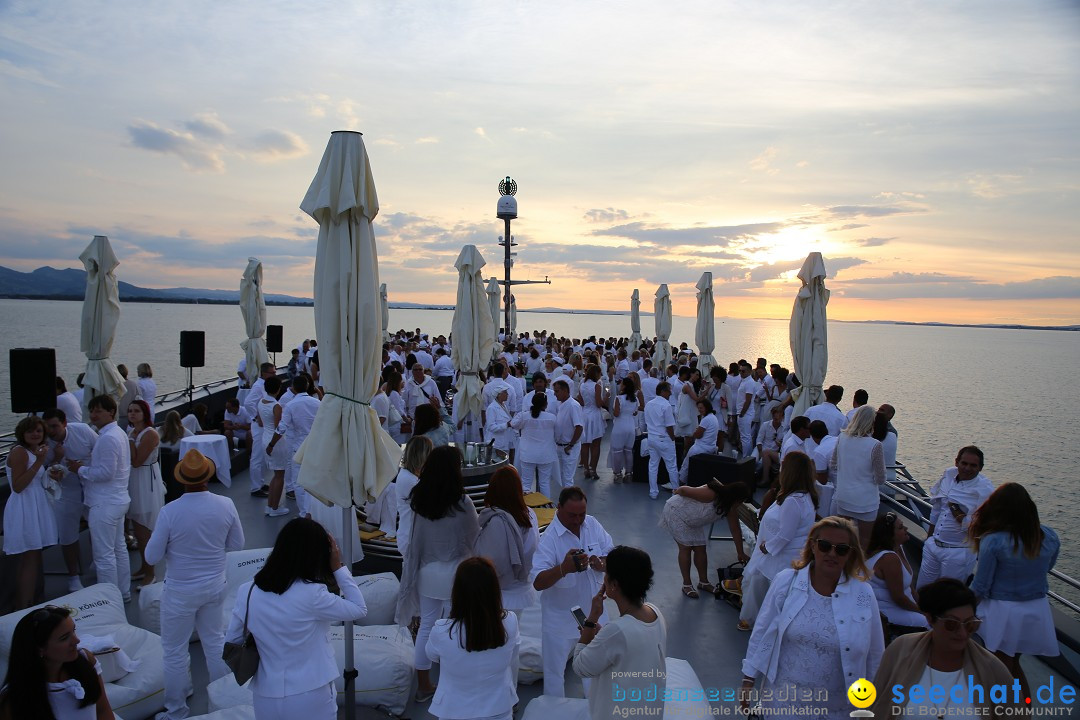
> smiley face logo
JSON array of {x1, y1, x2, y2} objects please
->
[{"x1": 847, "y1": 678, "x2": 876, "y2": 708}]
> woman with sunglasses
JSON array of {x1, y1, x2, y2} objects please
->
[
  {"x1": 968, "y1": 483, "x2": 1059, "y2": 700},
  {"x1": 866, "y1": 512, "x2": 929, "y2": 631},
  {"x1": 0, "y1": 605, "x2": 114, "y2": 719},
  {"x1": 871, "y1": 579, "x2": 1015, "y2": 717},
  {"x1": 741, "y1": 516, "x2": 883, "y2": 719}
]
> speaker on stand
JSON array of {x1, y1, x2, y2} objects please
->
[
  {"x1": 266, "y1": 324, "x2": 283, "y2": 366},
  {"x1": 9, "y1": 348, "x2": 57, "y2": 414},
  {"x1": 179, "y1": 331, "x2": 205, "y2": 404}
]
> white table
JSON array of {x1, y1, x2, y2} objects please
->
[{"x1": 179, "y1": 435, "x2": 232, "y2": 487}]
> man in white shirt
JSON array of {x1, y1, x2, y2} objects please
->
[
  {"x1": 736, "y1": 363, "x2": 759, "y2": 457},
  {"x1": 805, "y1": 385, "x2": 849, "y2": 437},
  {"x1": 846, "y1": 388, "x2": 869, "y2": 423},
  {"x1": 145, "y1": 450, "x2": 244, "y2": 720},
  {"x1": 44, "y1": 407, "x2": 97, "y2": 591},
  {"x1": 66, "y1": 395, "x2": 131, "y2": 601},
  {"x1": 808, "y1": 420, "x2": 837, "y2": 512},
  {"x1": 432, "y1": 348, "x2": 456, "y2": 398},
  {"x1": 552, "y1": 380, "x2": 584, "y2": 489},
  {"x1": 639, "y1": 360, "x2": 659, "y2": 404},
  {"x1": 614, "y1": 349, "x2": 630, "y2": 382},
  {"x1": 779, "y1": 416, "x2": 812, "y2": 460},
  {"x1": 644, "y1": 383, "x2": 677, "y2": 500},
  {"x1": 268, "y1": 376, "x2": 322, "y2": 517},
  {"x1": 414, "y1": 342, "x2": 435, "y2": 372},
  {"x1": 222, "y1": 398, "x2": 252, "y2": 452},
  {"x1": 404, "y1": 362, "x2": 441, "y2": 422},
  {"x1": 524, "y1": 373, "x2": 558, "y2": 415},
  {"x1": 532, "y1": 487, "x2": 614, "y2": 697},
  {"x1": 243, "y1": 362, "x2": 279, "y2": 495},
  {"x1": 55, "y1": 377, "x2": 82, "y2": 423},
  {"x1": 918, "y1": 446, "x2": 994, "y2": 589}
]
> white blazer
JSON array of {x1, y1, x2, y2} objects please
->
[{"x1": 226, "y1": 566, "x2": 367, "y2": 697}]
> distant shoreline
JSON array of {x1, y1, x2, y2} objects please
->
[{"x1": 0, "y1": 294, "x2": 1076, "y2": 332}]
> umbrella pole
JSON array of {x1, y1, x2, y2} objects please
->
[{"x1": 343, "y1": 505, "x2": 357, "y2": 720}]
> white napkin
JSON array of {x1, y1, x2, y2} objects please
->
[{"x1": 78, "y1": 634, "x2": 140, "y2": 681}]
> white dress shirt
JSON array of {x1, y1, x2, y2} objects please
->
[
  {"x1": 143, "y1": 491, "x2": 245, "y2": 592},
  {"x1": 56, "y1": 392, "x2": 83, "y2": 423},
  {"x1": 405, "y1": 376, "x2": 440, "y2": 418},
  {"x1": 805, "y1": 402, "x2": 849, "y2": 436},
  {"x1": 553, "y1": 397, "x2": 584, "y2": 445},
  {"x1": 426, "y1": 613, "x2": 520, "y2": 719},
  {"x1": 276, "y1": 394, "x2": 321, "y2": 442},
  {"x1": 531, "y1": 513, "x2": 614, "y2": 638},
  {"x1": 48, "y1": 421, "x2": 97, "y2": 502},
  {"x1": 644, "y1": 396, "x2": 675, "y2": 438},
  {"x1": 433, "y1": 355, "x2": 455, "y2": 379},
  {"x1": 78, "y1": 421, "x2": 130, "y2": 507},
  {"x1": 928, "y1": 468, "x2": 994, "y2": 546},
  {"x1": 511, "y1": 411, "x2": 558, "y2": 464}
]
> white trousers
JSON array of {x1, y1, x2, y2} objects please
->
[
  {"x1": 520, "y1": 460, "x2": 557, "y2": 500},
  {"x1": 88, "y1": 502, "x2": 130, "y2": 599},
  {"x1": 160, "y1": 582, "x2": 229, "y2": 720},
  {"x1": 253, "y1": 682, "x2": 336, "y2": 720},
  {"x1": 737, "y1": 414, "x2": 754, "y2": 457},
  {"x1": 541, "y1": 628, "x2": 592, "y2": 698},
  {"x1": 286, "y1": 440, "x2": 310, "y2": 516},
  {"x1": 647, "y1": 438, "x2": 677, "y2": 498},
  {"x1": 557, "y1": 446, "x2": 579, "y2": 490},
  {"x1": 249, "y1": 426, "x2": 265, "y2": 491},
  {"x1": 415, "y1": 595, "x2": 449, "y2": 671},
  {"x1": 917, "y1": 541, "x2": 976, "y2": 589}
]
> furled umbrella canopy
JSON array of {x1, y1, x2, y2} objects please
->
[
  {"x1": 790, "y1": 252, "x2": 830, "y2": 415},
  {"x1": 379, "y1": 283, "x2": 390, "y2": 342},
  {"x1": 653, "y1": 284, "x2": 673, "y2": 370},
  {"x1": 509, "y1": 294, "x2": 518, "y2": 337},
  {"x1": 79, "y1": 236, "x2": 125, "y2": 414},
  {"x1": 486, "y1": 276, "x2": 501, "y2": 354},
  {"x1": 695, "y1": 272, "x2": 716, "y2": 375},
  {"x1": 451, "y1": 245, "x2": 496, "y2": 432},
  {"x1": 239, "y1": 257, "x2": 268, "y2": 387},
  {"x1": 628, "y1": 289, "x2": 643, "y2": 353}
]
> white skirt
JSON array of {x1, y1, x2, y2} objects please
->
[{"x1": 979, "y1": 597, "x2": 1058, "y2": 657}]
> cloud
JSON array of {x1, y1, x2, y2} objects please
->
[
  {"x1": 856, "y1": 237, "x2": 895, "y2": 247},
  {"x1": 749, "y1": 146, "x2": 779, "y2": 175},
  {"x1": 415, "y1": 136, "x2": 439, "y2": 144},
  {"x1": 583, "y1": 208, "x2": 630, "y2": 223},
  {"x1": 838, "y1": 275, "x2": 1080, "y2": 300},
  {"x1": 248, "y1": 129, "x2": 308, "y2": 161},
  {"x1": 844, "y1": 272, "x2": 973, "y2": 284},
  {"x1": 594, "y1": 221, "x2": 786, "y2": 247},
  {"x1": 474, "y1": 127, "x2": 488, "y2": 139},
  {"x1": 826, "y1": 205, "x2": 924, "y2": 219},
  {"x1": 184, "y1": 112, "x2": 231, "y2": 141},
  {"x1": 127, "y1": 120, "x2": 225, "y2": 172},
  {"x1": 830, "y1": 224, "x2": 869, "y2": 232}
]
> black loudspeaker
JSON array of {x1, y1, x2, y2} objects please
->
[
  {"x1": 10, "y1": 348, "x2": 57, "y2": 413},
  {"x1": 266, "y1": 325, "x2": 283, "y2": 354},
  {"x1": 688, "y1": 454, "x2": 756, "y2": 488},
  {"x1": 179, "y1": 331, "x2": 205, "y2": 368}
]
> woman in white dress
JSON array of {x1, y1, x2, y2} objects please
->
[
  {"x1": 866, "y1": 512, "x2": 929, "y2": 630},
  {"x1": 0, "y1": 605, "x2": 114, "y2": 719},
  {"x1": 475, "y1": 467, "x2": 540, "y2": 614},
  {"x1": 674, "y1": 367, "x2": 701, "y2": 448},
  {"x1": 676, "y1": 398, "x2": 720, "y2": 487},
  {"x1": 3, "y1": 416, "x2": 58, "y2": 609},
  {"x1": 737, "y1": 452, "x2": 818, "y2": 630},
  {"x1": 126, "y1": 399, "x2": 163, "y2": 589},
  {"x1": 741, "y1": 516, "x2": 884, "y2": 720},
  {"x1": 830, "y1": 405, "x2": 886, "y2": 551},
  {"x1": 968, "y1": 483, "x2": 1060, "y2": 700},
  {"x1": 384, "y1": 370, "x2": 410, "y2": 445},
  {"x1": 136, "y1": 362, "x2": 157, "y2": 423},
  {"x1": 392, "y1": 436, "x2": 433, "y2": 558},
  {"x1": 660, "y1": 480, "x2": 751, "y2": 598},
  {"x1": 578, "y1": 364, "x2": 606, "y2": 479},
  {"x1": 484, "y1": 387, "x2": 514, "y2": 458},
  {"x1": 706, "y1": 367, "x2": 735, "y2": 454},
  {"x1": 510, "y1": 394, "x2": 558, "y2": 499},
  {"x1": 258, "y1": 377, "x2": 289, "y2": 517},
  {"x1": 425, "y1": 557, "x2": 520, "y2": 720},
  {"x1": 607, "y1": 376, "x2": 640, "y2": 482}
]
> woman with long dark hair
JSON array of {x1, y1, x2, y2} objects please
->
[
  {"x1": 510, "y1": 392, "x2": 558, "y2": 498},
  {"x1": 660, "y1": 480, "x2": 751, "y2": 598},
  {"x1": 395, "y1": 446, "x2": 480, "y2": 703},
  {"x1": 225, "y1": 518, "x2": 367, "y2": 719},
  {"x1": 866, "y1": 512, "x2": 928, "y2": 630},
  {"x1": 969, "y1": 483, "x2": 1059, "y2": 698},
  {"x1": 126, "y1": 399, "x2": 164, "y2": 587},
  {"x1": 475, "y1": 467, "x2": 539, "y2": 613},
  {"x1": 425, "y1": 558, "x2": 520, "y2": 720},
  {"x1": 0, "y1": 605, "x2": 113, "y2": 720},
  {"x1": 607, "y1": 375, "x2": 641, "y2": 482},
  {"x1": 3, "y1": 416, "x2": 58, "y2": 609},
  {"x1": 578, "y1": 363, "x2": 607, "y2": 479}
]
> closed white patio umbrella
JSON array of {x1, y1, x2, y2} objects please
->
[
  {"x1": 452, "y1": 246, "x2": 496, "y2": 443},
  {"x1": 486, "y1": 276, "x2": 501, "y2": 353},
  {"x1": 295, "y1": 131, "x2": 402, "y2": 718},
  {"x1": 653, "y1": 284, "x2": 673, "y2": 370},
  {"x1": 239, "y1": 257, "x2": 268, "y2": 387},
  {"x1": 628, "y1": 289, "x2": 643, "y2": 352},
  {"x1": 695, "y1": 272, "x2": 716, "y2": 375},
  {"x1": 790, "y1": 252, "x2": 830, "y2": 415},
  {"x1": 79, "y1": 236, "x2": 125, "y2": 414},
  {"x1": 509, "y1": 294, "x2": 518, "y2": 337},
  {"x1": 379, "y1": 282, "x2": 390, "y2": 342}
]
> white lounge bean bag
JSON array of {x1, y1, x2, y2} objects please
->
[
  {"x1": 517, "y1": 601, "x2": 544, "y2": 685},
  {"x1": 223, "y1": 547, "x2": 272, "y2": 615},
  {"x1": 521, "y1": 656, "x2": 711, "y2": 720},
  {"x1": 208, "y1": 624, "x2": 414, "y2": 716},
  {"x1": 0, "y1": 583, "x2": 165, "y2": 720},
  {"x1": 186, "y1": 707, "x2": 256, "y2": 720},
  {"x1": 353, "y1": 572, "x2": 399, "y2": 626}
]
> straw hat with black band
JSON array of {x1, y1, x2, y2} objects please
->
[{"x1": 174, "y1": 449, "x2": 216, "y2": 485}]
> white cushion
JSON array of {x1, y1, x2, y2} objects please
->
[
  {"x1": 517, "y1": 601, "x2": 544, "y2": 685},
  {"x1": 137, "y1": 580, "x2": 165, "y2": 634},
  {"x1": 207, "y1": 673, "x2": 253, "y2": 712},
  {"x1": 352, "y1": 572, "x2": 399, "y2": 626},
  {"x1": 187, "y1": 706, "x2": 256, "y2": 720},
  {"x1": 223, "y1": 548, "x2": 272, "y2": 616},
  {"x1": 522, "y1": 695, "x2": 590, "y2": 720},
  {"x1": 0, "y1": 583, "x2": 166, "y2": 720}
]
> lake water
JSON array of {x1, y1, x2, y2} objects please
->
[{"x1": 2, "y1": 299, "x2": 1079, "y2": 580}]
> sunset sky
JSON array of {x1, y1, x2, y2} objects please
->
[{"x1": 1, "y1": 1, "x2": 1078, "y2": 325}]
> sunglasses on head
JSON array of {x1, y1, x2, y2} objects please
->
[
  {"x1": 935, "y1": 616, "x2": 982, "y2": 633},
  {"x1": 814, "y1": 539, "x2": 853, "y2": 557},
  {"x1": 884, "y1": 512, "x2": 897, "y2": 525}
]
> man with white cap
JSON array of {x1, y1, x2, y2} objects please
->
[{"x1": 145, "y1": 449, "x2": 244, "y2": 720}]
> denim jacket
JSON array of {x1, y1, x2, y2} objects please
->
[{"x1": 970, "y1": 526, "x2": 1059, "y2": 602}]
